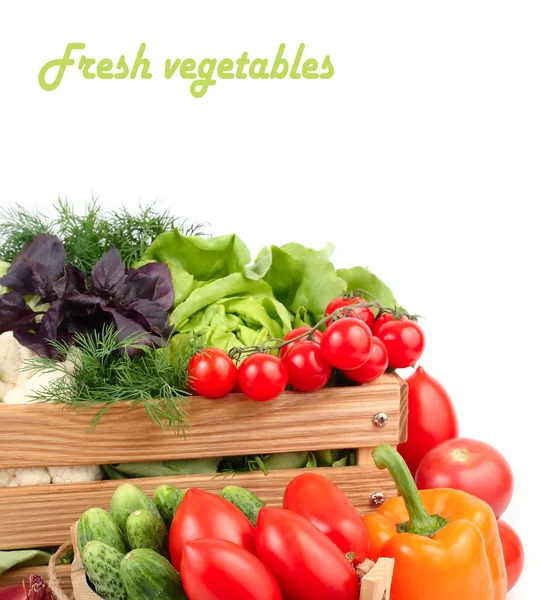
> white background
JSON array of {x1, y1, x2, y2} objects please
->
[{"x1": 1, "y1": 1, "x2": 539, "y2": 596}]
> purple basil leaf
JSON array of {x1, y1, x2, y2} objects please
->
[
  {"x1": 103, "y1": 306, "x2": 163, "y2": 357},
  {"x1": 126, "y1": 298, "x2": 171, "y2": 335},
  {"x1": 131, "y1": 263, "x2": 174, "y2": 311},
  {"x1": 53, "y1": 264, "x2": 87, "y2": 298},
  {"x1": 38, "y1": 299, "x2": 63, "y2": 343},
  {"x1": 0, "y1": 234, "x2": 65, "y2": 297},
  {"x1": 123, "y1": 271, "x2": 158, "y2": 305},
  {"x1": 0, "y1": 292, "x2": 39, "y2": 334},
  {"x1": 13, "y1": 329, "x2": 57, "y2": 358},
  {"x1": 91, "y1": 247, "x2": 126, "y2": 297}
]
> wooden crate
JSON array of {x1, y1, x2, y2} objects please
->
[
  {"x1": 0, "y1": 373, "x2": 407, "y2": 589},
  {"x1": 69, "y1": 524, "x2": 395, "y2": 600}
]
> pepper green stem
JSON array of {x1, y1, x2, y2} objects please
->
[{"x1": 372, "y1": 445, "x2": 449, "y2": 537}]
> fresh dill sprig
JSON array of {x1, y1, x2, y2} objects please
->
[
  {"x1": 0, "y1": 198, "x2": 205, "y2": 270},
  {"x1": 0, "y1": 204, "x2": 53, "y2": 262},
  {"x1": 22, "y1": 325, "x2": 201, "y2": 433}
]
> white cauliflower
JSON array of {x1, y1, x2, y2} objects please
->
[{"x1": 0, "y1": 331, "x2": 104, "y2": 487}]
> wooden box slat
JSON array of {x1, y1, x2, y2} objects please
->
[
  {"x1": 0, "y1": 374, "x2": 405, "y2": 469},
  {"x1": 0, "y1": 465, "x2": 395, "y2": 550}
]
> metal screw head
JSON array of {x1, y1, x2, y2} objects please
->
[
  {"x1": 371, "y1": 492, "x2": 386, "y2": 506},
  {"x1": 373, "y1": 412, "x2": 388, "y2": 427}
]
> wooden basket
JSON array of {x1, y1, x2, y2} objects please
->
[
  {"x1": 69, "y1": 524, "x2": 395, "y2": 600},
  {"x1": 0, "y1": 373, "x2": 406, "y2": 590}
]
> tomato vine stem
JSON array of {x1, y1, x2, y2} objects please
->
[{"x1": 228, "y1": 291, "x2": 418, "y2": 364}]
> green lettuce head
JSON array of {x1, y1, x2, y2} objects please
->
[{"x1": 141, "y1": 232, "x2": 295, "y2": 351}]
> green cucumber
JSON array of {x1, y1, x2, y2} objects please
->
[
  {"x1": 153, "y1": 485, "x2": 188, "y2": 527},
  {"x1": 82, "y1": 540, "x2": 128, "y2": 600},
  {"x1": 77, "y1": 507, "x2": 128, "y2": 556},
  {"x1": 220, "y1": 485, "x2": 265, "y2": 527},
  {"x1": 120, "y1": 548, "x2": 186, "y2": 600},
  {"x1": 126, "y1": 509, "x2": 168, "y2": 557},
  {"x1": 110, "y1": 483, "x2": 162, "y2": 535}
]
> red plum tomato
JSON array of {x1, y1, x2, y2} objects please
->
[
  {"x1": 238, "y1": 354, "x2": 288, "y2": 402},
  {"x1": 397, "y1": 366, "x2": 459, "y2": 476},
  {"x1": 256, "y1": 507, "x2": 359, "y2": 600},
  {"x1": 169, "y1": 488, "x2": 255, "y2": 571},
  {"x1": 181, "y1": 538, "x2": 282, "y2": 600},
  {"x1": 188, "y1": 348, "x2": 237, "y2": 399},
  {"x1": 283, "y1": 473, "x2": 370, "y2": 565}
]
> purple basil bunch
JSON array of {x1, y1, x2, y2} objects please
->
[{"x1": 0, "y1": 234, "x2": 174, "y2": 357}]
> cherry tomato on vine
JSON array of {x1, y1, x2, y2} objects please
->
[
  {"x1": 497, "y1": 520, "x2": 524, "y2": 592},
  {"x1": 325, "y1": 296, "x2": 375, "y2": 329},
  {"x1": 320, "y1": 318, "x2": 373, "y2": 371},
  {"x1": 181, "y1": 538, "x2": 283, "y2": 600},
  {"x1": 280, "y1": 327, "x2": 323, "y2": 358},
  {"x1": 238, "y1": 354, "x2": 288, "y2": 401},
  {"x1": 188, "y1": 348, "x2": 237, "y2": 399},
  {"x1": 169, "y1": 488, "x2": 256, "y2": 571},
  {"x1": 283, "y1": 341, "x2": 332, "y2": 392},
  {"x1": 372, "y1": 312, "x2": 407, "y2": 337},
  {"x1": 256, "y1": 507, "x2": 359, "y2": 600},
  {"x1": 344, "y1": 337, "x2": 388, "y2": 383},
  {"x1": 374, "y1": 318, "x2": 425, "y2": 368}
]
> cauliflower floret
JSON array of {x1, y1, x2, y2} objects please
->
[
  {"x1": 0, "y1": 333, "x2": 104, "y2": 487},
  {"x1": 0, "y1": 465, "x2": 104, "y2": 487},
  {"x1": 0, "y1": 331, "x2": 34, "y2": 386},
  {"x1": 48, "y1": 465, "x2": 104, "y2": 484},
  {"x1": 0, "y1": 467, "x2": 52, "y2": 486}
]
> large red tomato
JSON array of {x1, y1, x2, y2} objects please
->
[
  {"x1": 256, "y1": 507, "x2": 359, "y2": 600},
  {"x1": 283, "y1": 473, "x2": 370, "y2": 565},
  {"x1": 497, "y1": 520, "x2": 524, "y2": 591},
  {"x1": 416, "y1": 438, "x2": 514, "y2": 518},
  {"x1": 397, "y1": 366, "x2": 459, "y2": 477},
  {"x1": 169, "y1": 488, "x2": 255, "y2": 571},
  {"x1": 181, "y1": 538, "x2": 283, "y2": 600}
]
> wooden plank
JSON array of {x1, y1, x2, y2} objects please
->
[
  {"x1": 360, "y1": 558, "x2": 395, "y2": 600},
  {"x1": 396, "y1": 372, "x2": 409, "y2": 443},
  {"x1": 0, "y1": 564, "x2": 72, "y2": 591},
  {"x1": 0, "y1": 374, "x2": 402, "y2": 469},
  {"x1": 0, "y1": 465, "x2": 396, "y2": 550}
]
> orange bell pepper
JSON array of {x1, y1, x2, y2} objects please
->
[{"x1": 364, "y1": 445, "x2": 507, "y2": 600}]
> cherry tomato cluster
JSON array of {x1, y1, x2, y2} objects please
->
[
  {"x1": 188, "y1": 293, "x2": 425, "y2": 402},
  {"x1": 170, "y1": 473, "x2": 368, "y2": 600}
]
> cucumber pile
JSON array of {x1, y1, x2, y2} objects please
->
[{"x1": 77, "y1": 482, "x2": 264, "y2": 600}]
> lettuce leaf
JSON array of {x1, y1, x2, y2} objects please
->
[
  {"x1": 260, "y1": 242, "x2": 347, "y2": 323},
  {"x1": 336, "y1": 266, "x2": 399, "y2": 309}
]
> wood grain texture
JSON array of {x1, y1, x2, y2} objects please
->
[
  {"x1": 0, "y1": 374, "x2": 402, "y2": 469},
  {"x1": 0, "y1": 465, "x2": 395, "y2": 550},
  {"x1": 360, "y1": 558, "x2": 395, "y2": 600},
  {"x1": 397, "y1": 372, "x2": 409, "y2": 443},
  {"x1": 0, "y1": 564, "x2": 72, "y2": 591}
]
